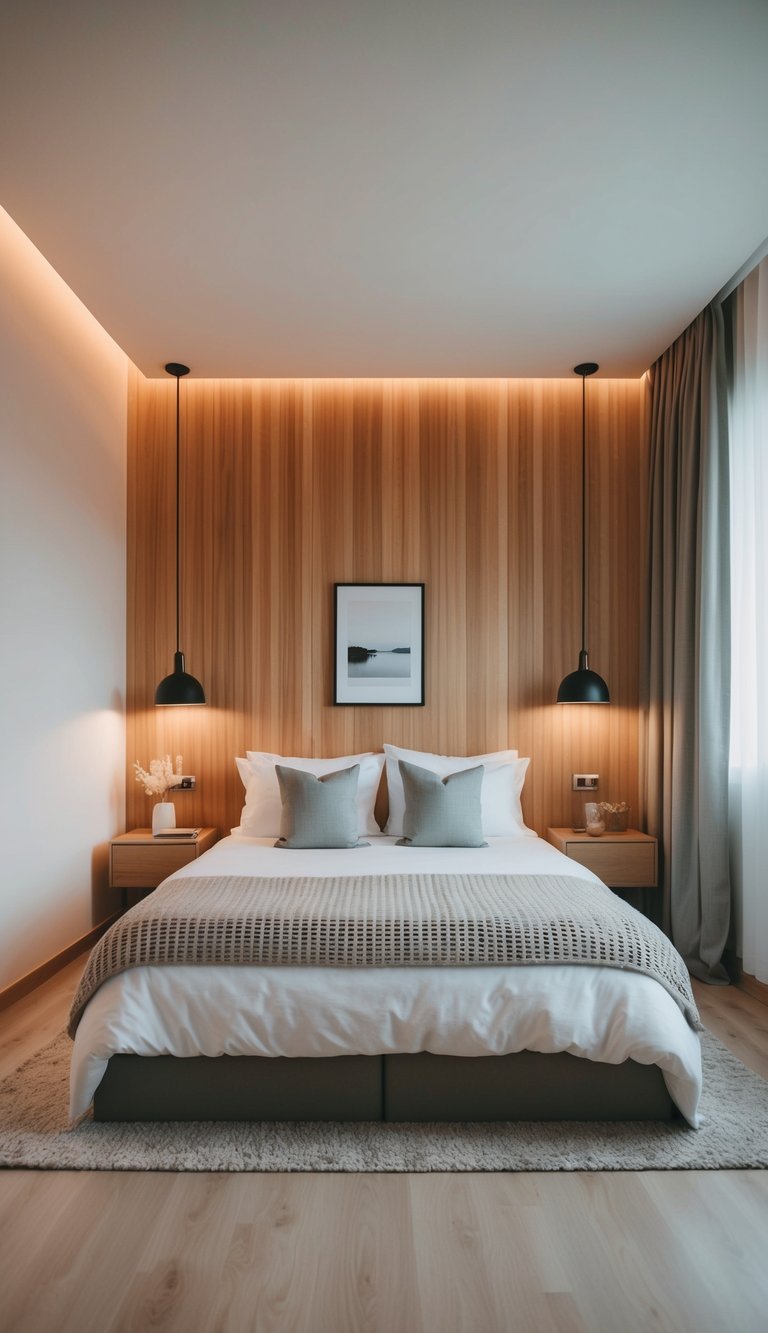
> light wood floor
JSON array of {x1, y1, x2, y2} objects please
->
[{"x1": 1, "y1": 960, "x2": 767, "y2": 1333}]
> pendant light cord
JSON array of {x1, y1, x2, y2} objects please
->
[
  {"x1": 157, "y1": 361, "x2": 203, "y2": 705},
  {"x1": 581, "y1": 368, "x2": 587, "y2": 658},
  {"x1": 174, "y1": 369, "x2": 181, "y2": 655},
  {"x1": 555, "y1": 361, "x2": 606, "y2": 702}
]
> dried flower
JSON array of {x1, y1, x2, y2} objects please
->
[{"x1": 133, "y1": 755, "x2": 180, "y2": 799}]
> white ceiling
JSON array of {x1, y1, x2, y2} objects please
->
[{"x1": 1, "y1": 0, "x2": 767, "y2": 379}]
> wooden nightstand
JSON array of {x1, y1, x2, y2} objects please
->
[
  {"x1": 546, "y1": 827, "x2": 658, "y2": 890},
  {"x1": 109, "y1": 828, "x2": 218, "y2": 906}
]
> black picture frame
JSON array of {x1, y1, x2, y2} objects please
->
[{"x1": 334, "y1": 583, "x2": 425, "y2": 706}]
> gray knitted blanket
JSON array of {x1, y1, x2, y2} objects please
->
[{"x1": 69, "y1": 872, "x2": 700, "y2": 1035}]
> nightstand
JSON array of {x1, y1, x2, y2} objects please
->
[
  {"x1": 109, "y1": 827, "x2": 218, "y2": 906},
  {"x1": 546, "y1": 827, "x2": 658, "y2": 890}
]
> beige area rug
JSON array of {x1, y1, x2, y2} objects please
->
[{"x1": 1, "y1": 1031, "x2": 766, "y2": 1172}]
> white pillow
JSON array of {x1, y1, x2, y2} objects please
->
[
  {"x1": 383, "y1": 743, "x2": 532, "y2": 837},
  {"x1": 237, "y1": 751, "x2": 385, "y2": 837}
]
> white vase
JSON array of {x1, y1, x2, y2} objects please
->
[{"x1": 152, "y1": 800, "x2": 176, "y2": 834}]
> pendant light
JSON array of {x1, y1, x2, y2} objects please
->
[
  {"x1": 154, "y1": 362, "x2": 206, "y2": 706},
  {"x1": 556, "y1": 362, "x2": 610, "y2": 704}
]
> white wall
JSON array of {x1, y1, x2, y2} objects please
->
[{"x1": 0, "y1": 207, "x2": 128, "y2": 991}]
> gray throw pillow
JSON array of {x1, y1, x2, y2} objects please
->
[
  {"x1": 397, "y1": 759, "x2": 487, "y2": 847},
  {"x1": 275, "y1": 763, "x2": 366, "y2": 849}
]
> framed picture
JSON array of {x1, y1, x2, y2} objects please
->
[{"x1": 334, "y1": 583, "x2": 425, "y2": 705}]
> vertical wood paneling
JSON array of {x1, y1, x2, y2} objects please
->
[
  {"x1": 464, "y1": 384, "x2": 509, "y2": 753},
  {"x1": 127, "y1": 376, "x2": 649, "y2": 836}
]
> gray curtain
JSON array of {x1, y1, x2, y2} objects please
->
[{"x1": 641, "y1": 304, "x2": 731, "y2": 983}]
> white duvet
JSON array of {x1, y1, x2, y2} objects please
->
[{"x1": 70, "y1": 834, "x2": 703, "y2": 1124}]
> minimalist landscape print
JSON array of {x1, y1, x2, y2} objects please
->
[
  {"x1": 347, "y1": 600, "x2": 412, "y2": 680},
  {"x1": 335, "y1": 584, "x2": 425, "y2": 705}
]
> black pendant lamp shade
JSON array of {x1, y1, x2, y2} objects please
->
[
  {"x1": 556, "y1": 363, "x2": 609, "y2": 704},
  {"x1": 155, "y1": 363, "x2": 206, "y2": 706},
  {"x1": 155, "y1": 650, "x2": 206, "y2": 706},
  {"x1": 556, "y1": 649, "x2": 610, "y2": 704}
]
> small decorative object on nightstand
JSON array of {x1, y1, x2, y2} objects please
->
[
  {"x1": 133, "y1": 755, "x2": 184, "y2": 835},
  {"x1": 546, "y1": 827, "x2": 658, "y2": 890},
  {"x1": 109, "y1": 827, "x2": 218, "y2": 908},
  {"x1": 599, "y1": 801, "x2": 630, "y2": 833},
  {"x1": 151, "y1": 800, "x2": 176, "y2": 835},
  {"x1": 583, "y1": 802, "x2": 605, "y2": 837}
]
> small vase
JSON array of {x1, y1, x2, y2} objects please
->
[{"x1": 152, "y1": 800, "x2": 176, "y2": 834}]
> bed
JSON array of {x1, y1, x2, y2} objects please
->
[{"x1": 69, "y1": 832, "x2": 703, "y2": 1127}]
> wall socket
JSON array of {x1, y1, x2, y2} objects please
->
[
  {"x1": 572, "y1": 773, "x2": 599, "y2": 790},
  {"x1": 173, "y1": 775, "x2": 196, "y2": 790}
]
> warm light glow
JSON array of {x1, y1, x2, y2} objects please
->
[{"x1": 0, "y1": 205, "x2": 128, "y2": 368}]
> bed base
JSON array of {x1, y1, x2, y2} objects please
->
[{"x1": 93, "y1": 1051, "x2": 675, "y2": 1122}]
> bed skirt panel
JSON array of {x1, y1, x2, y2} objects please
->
[{"x1": 92, "y1": 1051, "x2": 675, "y2": 1123}]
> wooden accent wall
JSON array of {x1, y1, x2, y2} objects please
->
[{"x1": 127, "y1": 373, "x2": 649, "y2": 836}]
